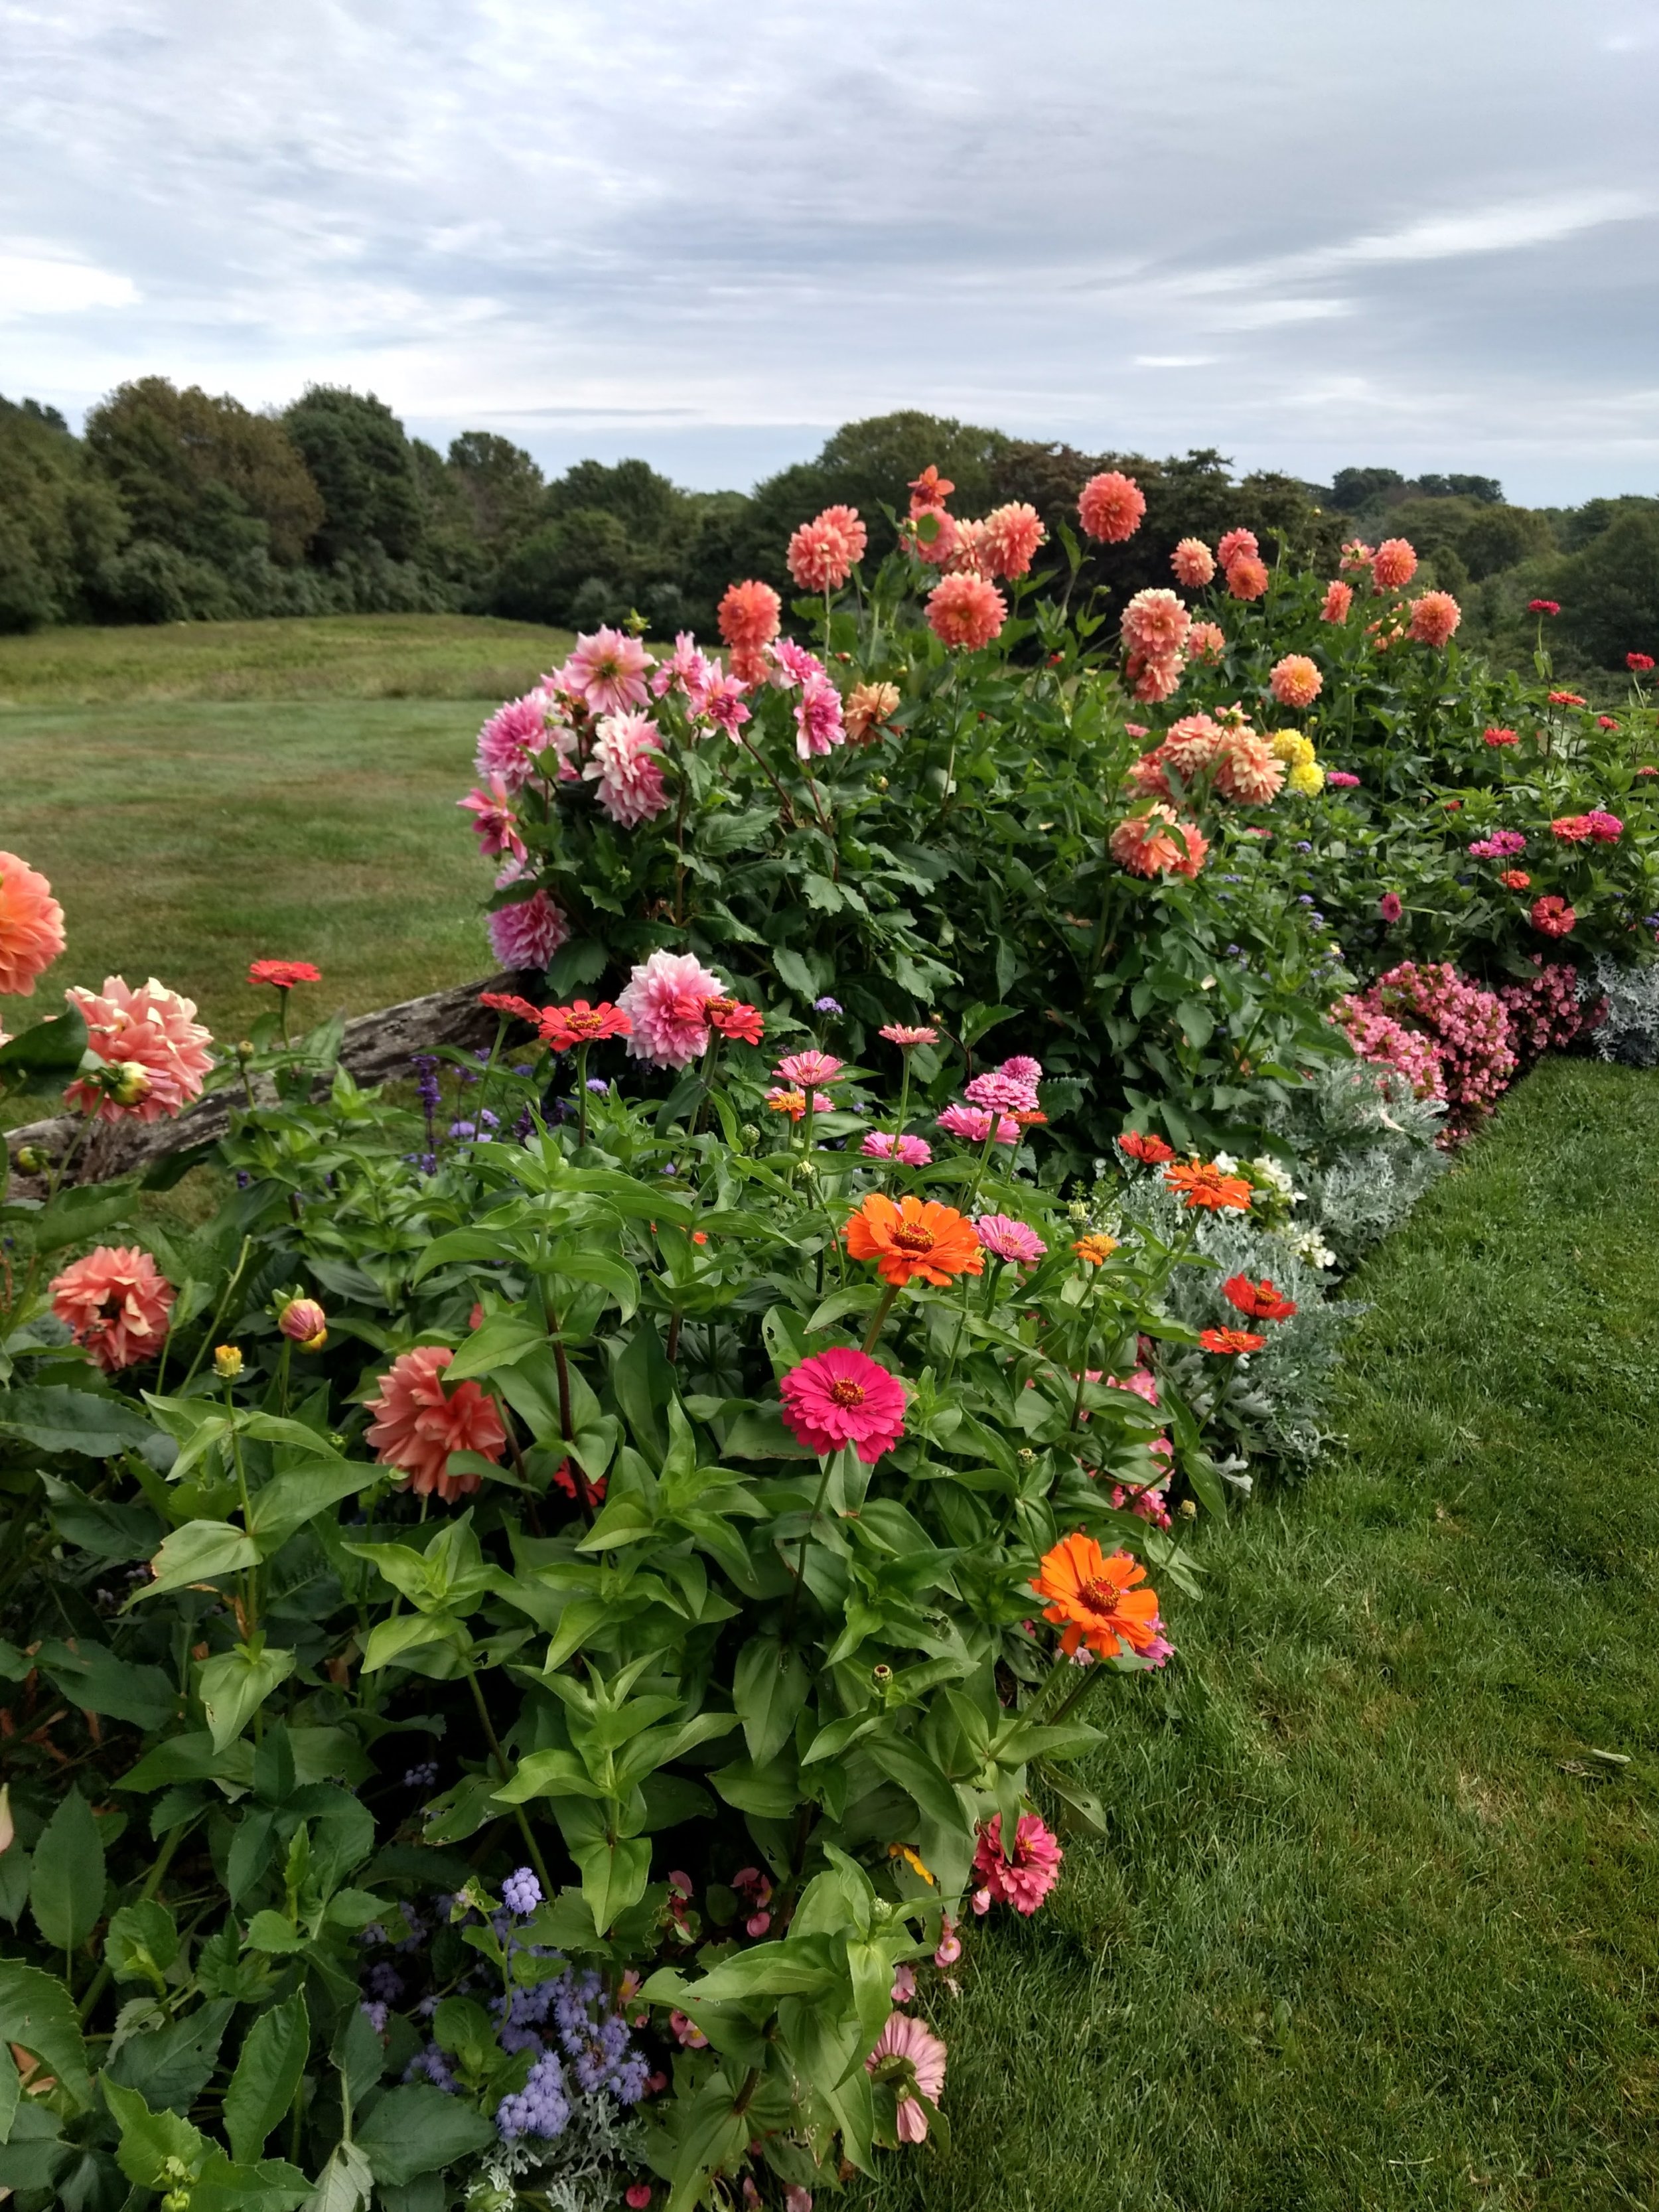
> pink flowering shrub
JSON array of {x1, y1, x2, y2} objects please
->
[
  {"x1": 1493, "y1": 957, "x2": 1605, "y2": 1071},
  {"x1": 1339, "y1": 962, "x2": 1515, "y2": 1138}
]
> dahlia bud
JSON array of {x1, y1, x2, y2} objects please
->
[
  {"x1": 13, "y1": 1145, "x2": 44, "y2": 1174},
  {"x1": 103, "y1": 1060, "x2": 152, "y2": 1107},
  {"x1": 277, "y1": 1295, "x2": 328, "y2": 1352},
  {"x1": 213, "y1": 1344, "x2": 244, "y2": 1380}
]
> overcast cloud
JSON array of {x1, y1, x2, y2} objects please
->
[{"x1": 3, "y1": 0, "x2": 1658, "y2": 502}]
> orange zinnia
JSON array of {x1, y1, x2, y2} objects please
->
[
  {"x1": 844, "y1": 1193, "x2": 983, "y2": 1287},
  {"x1": 1163, "y1": 1159, "x2": 1254, "y2": 1213},
  {"x1": 1072, "y1": 1234, "x2": 1118, "y2": 1266},
  {"x1": 1031, "y1": 1532, "x2": 1161, "y2": 1660}
]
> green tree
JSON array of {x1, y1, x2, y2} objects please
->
[
  {"x1": 281, "y1": 386, "x2": 423, "y2": 563},
  {"x1": 0, "y1": 396, "x2": 127, "y2": 631},
  {"x1": 85, "y1": 376, "x2": 323, "y2": 565},
  {"x1": 493, "y1": 508, "x2": 633, "y2": 624},
  {"x1": 448, "y1": 431, "x2": 545, "y2": 550},
  {"x1": 1553, "y1": 505, "x2": 1659, "y2": 667}
]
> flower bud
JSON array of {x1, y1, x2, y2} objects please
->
[
  {"x1": 103, "y1": 1060, "x2": 152, "y2": 1107},
  {"x1": 1178, "y1": 1498, "x2": 1198, "y2": 1520},
  {"x1": 213, "y1": 1343, "x2": 244, "y2": 1380},
  {"x1": 277, "y1": 1295, "x2": 328, "y2": 1352},
  {"x1": 13, "y1": 1145, "x2": 44, "y2": 1174}
]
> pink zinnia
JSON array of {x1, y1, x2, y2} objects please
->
[
  {"x1": 488, "y1": 887, "x2": 571, "y2": 972},
  {"x1": 979, "y1": 502, "x2": 1046, "y2": 578},
  {"x1": 616, "y1": 948, "x2": 727, "y2": 1069},
  {"x1": 0, "y1": 851, "x2": 66, "y2": 997},
  {"x1": 717, "y1": 579, "x2": 782, "y2": 656},
  {"x1": 778, "y1": 1346, "x2": 906, "y2": 1463},
  {"x1": 1407, "y1": 591, "x2": 1461, "y2": 648},
  {"x1": 563, "y1": 627, "x2": 655, "y2": 716},
  {"x1": 1217, "y1": 528, "x2": 1259, "y2": 568},
  {"x1": 963, "y1": 1067, "x2": 1039, "y2": 1114},
  {"x1": 879, "y1": 1023, "x2": 938, "y2": 1048},
  {"x1": 865, "y1": 2012, "x2": 948, "y2": 2145},
  {"x1": 1269, "y1": 654, "x2": 1322, "y2": 709},
  {"x1": 364, "y1": 1345, "x2": 508, "y2": 1503},
  {"x1": 974, "y1": 1213, "x2": 1047, "y2": 1265},
  {"x1": 972, "y1": 1813, "x2": 1062, "y2": 1916},
  {"x1": 1372, "y1": 538, "x2": 1418, "y2": 590},
  {"x1": 1327, "y1": 770, "x2": 1361, "y2": 788},
  {"x1": 50, "y1": 1245, "x2": 175, "y2": 1374},
  {"x1": 1550, "y1": 815, "x2": 1593, "y2": 844},
  {"x1": 1107, "y1": 1366, "x2": 1160, "y2": 1407},
  {"x1": 1225, "y1": 555, "x2": 1269, "y2": 601},
  {"x1": 1532, "y1": 895, "x2": 1576, "y2": 938},
  {"x1": 999, "y1": 1053, "x2": 1043, "y2": 1086},
  {"x1": 786, "y1": 506, "x2": 867, "y2": 593},
  {"x1": 64, "y1": 976, "x2": 213, "y2": 1124},
  {"x1": 794, "y1": 674, "x2": 846, "y2": 760},
  {"x1": 1468, "y1": 830, "x2": 1526, "y2": 859},
  {"x1": 1584, "y1": 809, "x2": 1623, "y2": 843},
  {"x1": 583, "y1": 712, "x2": 670, "y2": 828},
  {"x1": 1171, "y1": 538, "x2": 1215, "y2": 588},
  {"x1": 1321, "y1": 579, "x2": 1354, "y2": 625},
  {"x1": 475, "y1": 692, "x2": 573, "y2": 792},
  {"x1": 1121, "y1": 587, "x2": 1191, "y2": 662},
  {"x1": 1078, "y1": 471, "x2": 1145, "y2": 544},
  {"x1": 458, "y1": 778, "x2": 527, "y2": 863},
  {"x1": 1186, "y1": 620, "x2": 1227, "y2": 663},
  {"x1": 926, "y1": 572, "x2": 1007, "y2": 651},
  {"x1": 1379, "y1": 891, "x2": 1404, "y2": 923},
  {"x1": 938, "y1": 1102, "x2": 1020, "y2": 1145},
  {"x1": 774, "y1": 1049, "x2": 843, "y2": 1088},
  {"x1": 861, "y1": 1130, "x2": 934, "y2": 1166}
]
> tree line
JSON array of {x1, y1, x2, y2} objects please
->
[{"x1": 0, "y1": 381, "x2": 1653, "y2": 669}]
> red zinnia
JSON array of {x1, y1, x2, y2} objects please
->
[
  {"x1": 1498, "y1": 869, "x2": 1531, "y2": 889},
  {"x1": 1119, "y1": 1129, "x2": 1175, "y2": 1165},
  {"x1": 1529, "y1": 599, "x2": 1560, "y2": 615},
  {"x1": 707, "y1": 997, "x2": 764, "y2": 1045},
  {"x1": 1531, "y1": 895, "x2": 1576, "y2": 938},
  {"x1": 480, "y1": 990, "x2": 542, "y2": 1025},
  {"x1": 1547, "y1": 691, "x2": 1586, "y2": 707},
  {"x1": 1628, "y1": 652, "x2": 1656, "y2": 673},
  {"x1": 778, "y1": 1346, "x2": 906, "y2": 1463},
  {"x1": 1222, "y1": 1274, "x2": 1297, "y2": 1322},
  {"x1": 540, "y1": 999, "x2": 631, "y2": 1050},
  {"x1": 1200, "y1": 1327, "x2": 1267, "y2": 1355},
  {"x1": 249, "y1": 960, "x2": 321, "y2": 991}
]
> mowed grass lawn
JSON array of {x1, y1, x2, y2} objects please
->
[
  {"x1": 857, "y1": 1059, "x2": 1659, "y2": 2212},
  {"x1": 0, "y1": 614, "x2": 571, "y2": 1041}
]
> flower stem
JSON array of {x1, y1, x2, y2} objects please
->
[
  {"x1": 861, "y1": 1282, "x2": 900, "y2": 1355},
  {"x1": 464, "y1": 1662, "x2": 553, "y2": 1895}
]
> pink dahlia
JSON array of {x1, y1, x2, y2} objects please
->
[
  {"x1": 938, "y1": 1102, "x2": 1020, "y2": 1145},
  {"x1": 364, "y1": 1345, "x2": 508, "y2": 1503},
  {"x1": 50, "y1": 1245, "x2": 175, "y2": 1373},
  {"x1": 1269, "y1": 654, "x2": 1322, "y2": 709},
  {"x1": 458, "y1": 778, "x2": 527, "y2": 863},
  {"x1": 693, "y1": 668, "x2": 752, "y2": 737},
  {"x1": 1328, "y1": 770, "x2": 1361, "y2": 788},
  {"x1": 616, "y1": 948, "x2": 727, "y2": 1069},
  {"x1": 1214, "y1": 733, "x2": 1285, "y2": 806},
  {"x1": 488, "y1": 887, "x2": 571, "y2": 972},
  {"x1": 910, "y1": 508, "x2": 960, "y2": 568},
  {"x1": 64, "y1": 976, "x2": 213, "y2": 1124},
  {"x1": 1217, "y1": 528, "x2": 1260, "y2": 568},
  {"x1": 1121, "y1": 587, "x2": 1191, "y2": 662},
  {"x1": 0, "y1": 851, "x2": 66, "y2": 997},
  {"x1": 652, "y1": 632, "x2": 716, "y2": 702},
  {"x1": 770, "y1": 638, "x2": 826, "y2": 690},
  {"x1": 563, "y1": 627, "x2": 655, "y2": 716},
  {"x1": 795, "y1": 674, "x2": 846, "y2": 760},
  {"x1": 972, "y1": 1812, "x2": 1062, "y2": 1915},
  {"x1": 583, "y1": 712, "x2": 670, "y2": 828},
  {"x1": 1171, "y1": 538, "x2": 1216, "y2": 588},
  {"x1": 1407, "y1": 591, "x2": 1461, "y2": 648},
  {"x1": 787, "y1": 506, "x2": 868, "y2": 593},
  {"x1": 1163, "y1": 715, "x2": 1228, "y2": 775},
  {"x1": 1185, "y1": 619, "x2": 1227, "y2": 664},
  {"x1": 779, "y1": 1346, "x2": 906, "y2": 1462},
  {"x1": 926, "y1": 572, "x2": 1007, "y2": 651},
  {"x1": 974, "y1": 1213, "x2": 1047, "y2": 1264},
  {"x1": 1127, "y1": 650, "x2": 1185, "y2": 704},
  {"x1": 1321, "y1": 579, "x2": 1354, "y2": 624},
  {"x1": 1078, "y1": 471, "x2": 1145, "y2": 544},
  {"x1": 475, "y1": 692, "x2": 573, "y2": 792},
  {"x1": 861, "y1": 1130, "x2": 934, "y2": 1166},
  {"x1": 1225, "y1": 555, "x2": 1270, "y2": 601},
  {"x1": 865, "y1": 2012, "x2": 948, "y2": 2145},
  {"x1": 980, "y1": 502, "x2": 1046, "y2": 578},
  {"x1": 1371, "y1": 537, "x2": 1418, "y2": 590}
]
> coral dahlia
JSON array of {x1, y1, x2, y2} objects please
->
[
  {"x1": 364, "y1": 1345, "x2": 508, "y2": 1503},
  {"x1": 717, "y1": 579, "x2": 782, "y2": 654},
  {"x1": 0, "y1": 851, "x2": 65, "y2": 999},
  {"x1": 979, "y1": 501, "x2": 1046, "y2": 578},
  {"x1": 1224, "y1": 555, "x2": 1270, "y2": 601},
  {"x1": 1407, "y1": 591, "x2": 1461, "y2": 648},
  {"x1": 64, "y1": 976, "x2": 213, "y2": 1124},
  {"x1": 50, "y1": 1245, "x2": 175, "y2": 1373},
  {"x1": 1078, "y1": 471, "x2": 1145, "y2": 544},
  {"x1": 926, "y1": 572, "x2": 1007, "y2": 651},
  {"x1": 1371, "y1": 538, "x2": 1418, "y2": 590},
  {"x1": 1110, "y1": 806, "x2": 1207, "y2": 879},
  {"x1": 786, "y1": 506, "x2": 867, "y2": 593},
  {"x1": 1269, "y1": 654, "x2": 1323, "y2": 709},
  {"x1": 1171, "y1": 538, "x2": 1216, "y2": 587},
  {"x1": 1321, "y1": 579, "x2": 1354, "y2": 624}
]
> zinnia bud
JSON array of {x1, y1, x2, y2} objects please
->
[
  {"x1": 277, "y1": 1296, "x2": 328, "y2": 1352},
  {"x1": 214, "y1": 1343, "x2": 244, "y2": 1380}
]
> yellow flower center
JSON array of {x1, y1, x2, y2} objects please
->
[{"x1": 827, "y1": 1378, "x2": 866, "y2": 1408}]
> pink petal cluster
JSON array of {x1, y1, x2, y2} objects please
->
[
  {"x1": 1121, "y1": 588, "x2": 1191, "y2": 662},
  {"x1": 1110, "y1": 805, "x2": 1208, "y2": 879},
  {"x1": 1216, "y1": 528, "x2": 1260, "y2": 568},
  {"x1": 1107, "y1": 1366, "x2": 1161, "y2": 1406},
  {"x1": 1078, "y1": 471, "x2": 1145, "y2": 544},
  {"x1": 974, "y1": 1213, "x2": 1047, "y2": 1264},
  {"x1": 787, "y1": 506, "x2": 868, "y2": 593},
  {"x1": 1494, "y1": 956, "x2": 1604, "y2": 1072},
  {"x1": 1185, "y1": 620, "x2": 1227, "y2": 663},
  {"x1": 459, "y1": 778, "x2": 527, "y2": 863},
  {"x1": 561, "y1": 627, "x2": 655, "y2": 716},
  {"x1": 861, "y1": 1130, "x2": 934, "y2": 1165},
  {"x1": 1321, "y1": 579, "x2": 1354, "y2": 624},
  {"x1": 64, "y1": 976, "x2": 214, "y2": 1124},
  {"x1": 1583, "y1": 810, "x2": 1624, "y2": 843},
  {"x1": 1468, "y1": 830, "x2": 1526, "y2": 859},
  {"x1": 865, "y1": 2012, "x2": 948, "y2": 2144},
  {"x1": 1407, "y1": 591, "x2": 1461, "y2": 648},
  {"x1": 616, "y1": 948, "x2": 727, "y2": 1069},
  {"x1": 1269, "y1": 654, "x2": 1322, "y2": 709},
  {"x1": 1338, "y1": 961, "x2": 1516, "y2": 1136},
  {"x1": 926, "y1": 572, "x2": 1007, "y2": 651},
  {"x1": 963, "y1": 1065, "x2": 1039, "y2": 1114},
  {"x1": 1214, "y1": 733, "x2": 1286, "y2": 805},
  {"x1": 1171, "y1": 538, "x2": 1216, "y2": 587},
  {"x1": 583, "y1": 713, "x2": 670, "y2": 828},
  {"x1": 1371, "y1": 538, "x2": 1419, "y2": 590},
  {"x1": 778, "y1": 1346, "x2": 906, "y2": 1463},
  {"x1": 937, "y1": 1102, "x2": 1020, "y2": 1145},
  {"x1": 0, "y1": 850, "x2": 66, "y2": 997},
  {"x1": 1333, "y1": 999, "x2": 1445, "y2": 1104},
  {"x1": 651, "y1": 631, "x2": 717, "y2": 703},
  {"x1": 364, "y1": 1345, "x2": 508, "y2": 1503},
  {"x1": 979, "y1": 502, "x2": 1046, "y2": 577},
  {"x1": 488, "y1": 887, "x2": 571, "y2": 972},
  {"x1": 795, "y1": 674, "x2": 846, "y2": 760},
  {"x1": 775, "y1": 1049, "x2": 843, "y2": 1088},
  {"x1": 1328, "y1": 770, "x2": 1361, "y2": 788},
  {"x1": 972, "y1": 1812, "x2": 1063, "y2": 1915},
  {"x1": 49, "y1": 1245, "x2": 175, "y2": 1372},
  {"x1": 474, "y1": 692, "x2": 575, "y2": 792}
]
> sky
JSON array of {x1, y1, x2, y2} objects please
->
[{"x1": 3, "y1": 0, "x2": 1659, "y2": 506}]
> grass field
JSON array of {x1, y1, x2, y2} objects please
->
[
  {"x1": 855, "y1": 1057, "x2": 1659, "y2": 2212},
  {"x1": 0, "y1": 615, "x2": 572, "y2": 1043}
]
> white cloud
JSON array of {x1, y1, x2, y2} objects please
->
[{"x1": 0, "y1": 253, "x2": 138, "y2": 315}]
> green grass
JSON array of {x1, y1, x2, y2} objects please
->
[
  {"x1": 856, "y1": 1058, "x2": 1659, "y2": 2212},
  {"x1": 0, "y1": 611, "x2": 573, "y2": 705}
]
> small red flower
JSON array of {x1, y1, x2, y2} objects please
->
[
  {"x1": 480, "y1": 990, "x2": 541, "y2": 1025},
  {"x1": 1547, "y1": 690, "x2": 1586, "y2": 707},
  {"x1": 1119, "y1": 1128, "x2": 1175, "y2": 1165},
  {"x1": 1529, "y1": 599, "x2": 1560, "y2": 616},
  {"x1": 707, "y1": 997, "x2": 764, "y2": 1045},
  {"x1": 1482, "y1": 727, "x2": 1518, "y2": 747},
  {"x1": 1200, "y1": 1327, "x2": 1267, "y2": 1355},
  {"x1": 1531, "y1": 895, "x2": 1576, "y2": 938},
  {"x1": 249, "y1": 959, "x2": 321, "y2": 991},
  {"x1": 1628, "y1": 652, "x2": 1656, "y2": 673},
  {"x1": 1379, "y1": 892, "x2": 1403, "y2": 923},
  {"x1": 1597, "y1": 715, "x2": 1619, "y2": 730},
  {"x1": 1498, "y1": 869, "x2": 1532, "y2": 889},
  {"x1": 1222, "y1": 1274, "x2": 1297, "y2": 1322},
  {"x1": 540, "y1": 999, "x2": 631, "y2": 1050}
]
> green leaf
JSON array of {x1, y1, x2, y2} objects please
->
[
  {"x1": 866, "y1": 1735, "x2": 968, "y2": 1836},
  {"x1": 104, "y1": 1998, "x2": 234, "y2": 2115},
  {"x1": 641, "y1": 1935, "x2": 840, "y2": 2007},
  {"x1": 733, "y1": 1637, "x2": 810, "y2": 1767},
  {"x1": 611, "y1": 1320, "x2": 673, "y2": 1461},
  {"x1": 13, "y1": 1181, "x2": 136, "y2": 1257},
  {"x1": 134, "y1": 1519, "x2": 259, "y2": 1600},
  {"x1": 0, "y1": 1960, "x2": 91, "y2": 2106},
  {"x1": 546, "y1": 938, "x2": 609, "y2": 997},
  {"x1": 117, "y1": 1731, "x2": 255, "y2": 1794},
  {"x1": 190, "y1": 2151, "x2": 312, "y2": 2212},
  {"x1": 574, "y1": 1834, "x2": 651, "y2": 1934},
  {"x1": 246, "y1": 1463, "x2": 374, "y2": 1551},
  {"x1": 102, "y1": 2077, "x2": 204, "y2": 2190},
  {"x1": 354, "y1": 2085, "x2": 497, "y2": 2187},
  {"x1": 0, "y1": 1386, "x2": 155, "y2": 1457},
  {"x1": 302, "y1": 2138, "x2": 376, "y2": 2212},
  {"x1": 104, "y1": 1899, "x2": 179, "y2": 1988},
  {"x1": 29, "y1": 1787, "x2": 104, "y2": 1953},
  {"x1": 441, "y1": 1313, "x2": 550, "y2": 1383},
  {"x1": 710, "y1": 1756, "x2": 801, "y2": 1820},
  {"x1": 0, "y1": 1005, "x2": 88, "y2": 1097},
  {"x1": 198, "y1": 1643, "x2": 297, "y2": 1753},
  {"x1": 37, "y1": 1639, "x2": 176, "y2": 1730},
  {"x1": 244, "y1": 1911, "x2": 307, "y2": 1955},
  {"x1": 772, "y1": 946, "x2": 818, "y2": 1000}
]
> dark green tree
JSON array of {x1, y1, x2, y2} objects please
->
[
  {"x1": 85, "y1": 376, "x2": 323, "y2": 565},
  {"x1": 494, "y1": 508, "x2": 633, "y2": 625},
  {"x1": 281, "y1": 386, "x2": 423, "y2": 563},
  {"x1": 1552, "y1": 505, "x2": 1659, "y2": 667},
  {"x1": 0, "y1": 396, "x2": 127, "y2": 630}
]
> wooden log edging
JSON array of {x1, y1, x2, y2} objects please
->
[{"x1": 3, "y1": 972, "x2": 512, "y2": 1195}]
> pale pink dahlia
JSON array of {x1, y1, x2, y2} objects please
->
[
  {"x1": 926, "y1": 573, "x2": 1007, "y2": 651},
  {"x1": 583, "y1": 713, "x2": 670, "y2": 828},
  {"x1": 1214, "y1": 733, "x2": 1285, "y2": 806},
  {"x1": 474, "y1": 692, "x2": 573, "y2": 792},
  {"x1": 488, "y1": 887, "x2": 571, "y2": 971},
  {"x1": 1078, "y1": 471, "x2": 1145, "y2": 544},
  {"x1": 979, "y1": 502, "x2": 1046, "y2": 579},
  {"x1": 1269, "y1": 654, "x2": 1323, "y2": 709},
  {"x1": 787, "y1": 506, "x2": 867, "y2": 593},
  {"x1": 1121, "y1": 587, "x2": 1191, "y2": 662},
  {"x1": 1407, "y1": 591, "x2": 1461, "y2": 648},
  {"x1": 1321, "y1": 579, "x2": 1354, "y2": 624},
  {"x1": 972, "y1": 1812, "x2": 1062, "y2": 1915},
  {"x1": 64, "y1": 977, "x2": 213, "y2": 1124},
  {"x1": 563, "y1": 627, "x2": 655, "y2": 716},
  {"x1": 865, "y1": 2012, "x2": 948, "y2": 2145},
  {"x1": 1161, "y1": 714, "x2": 1228, "y2": 776},
  {"x1": 50, "y1": 1245, "x2": 175, "y2": 1373},
  {"x1": 861, "y1": 1131, "x2": 933, "y2": 1166},
  {"x1": 0, "y1": 851, "x2": 66, "y2": 997},
  {"x1": 651, "y1": 632, "x2": 716, "y2": 702},
  {"x1": 1171, "y1": 538, "x2": 1216, "y2": 588},
  {"x1": 778, "y1": 1346, "x2": 906, "y2": 1463},
  {"x1": 1185, "y1": 619, "x2": 1227, "y2": 664},
  {"x1": 458, "y1": 778, "x2": 528, "y2": 863},
  {"x1": 795, "y1": 674, "x2": 845, "y2": 760},
  {"x1": 616, "y1": 948, "x2": 727, "y2": 1069},
  {"x1": 974, "y1": 1214, "x2": 1047, "y2": 1264},
  {"x1": 769, "y1": 637, "x2": 826, "y2": 690},
  {"x1": 1127, "y1": 649, "x2": 1185, "y2": 704}
]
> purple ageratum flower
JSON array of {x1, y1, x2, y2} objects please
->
[
  {"x1": 360, "y1": 2001, "x2": 389, "y2": 2034},
  {"x1": 502, "y1": 1866, "x2": 543, "y2": 1917},
  {"x1": 403, "y1": 1759, "x2": 439, "y2": 1789},
  {"x1": 496, "y1": 2051, "x2": 571, "y2": 2142},
  {"x1": 814, "y1": 995, "x2": 843, "y2": 1013}
]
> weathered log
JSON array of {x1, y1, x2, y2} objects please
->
[{"x1": 3, "y1": 972, "x2": 512, "y2": 1195}]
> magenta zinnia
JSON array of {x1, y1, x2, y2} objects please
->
[
  {"x1": 972, "y1": 1813, "x2": 1063, "y2": 1916},
  {"x1": 778, "y1": 1347, "x2": 906, "y2": 1463}
]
